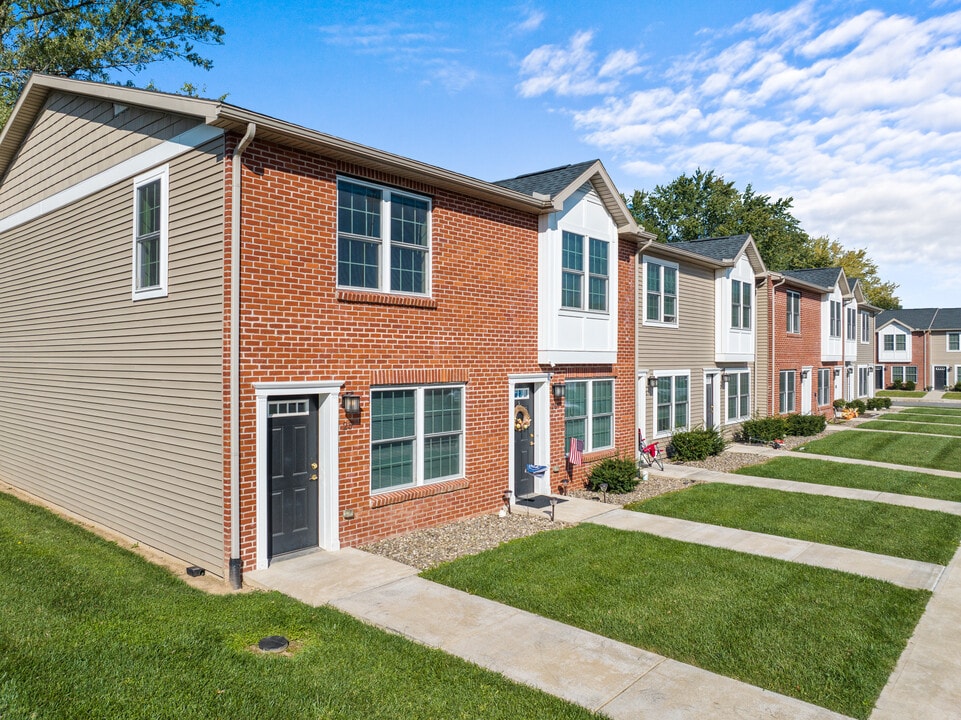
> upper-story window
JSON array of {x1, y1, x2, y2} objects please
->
[
  {"x1": 645, "y1": 259, "x2": 678, "y2": 326},
  {"x1": 860, "y1": 311, "x2": 870, "y2": 343},
  {"x1": 846, "y1": 307, "x2": 857, "y2": 340},
  {"x1": 337, "y1": 178, "x2": 430, "y2": 295},
  {"x1": 786, "y1": 291, "x2": 800, "y2": 334},
  {"x1": 948, "y1": 333, "x2": 960, "y2": 352},
  {"x1": 829, "y1": 300, "x2": 842, "y2": 337},
  {"x1": 132, "y1": 166, "x2": 169, "y2": 300},
  {"x1": 562, "y1": 231, "x2": 608, "y2": 312},
  {"x1": 883, "y1": 334, "x2": 906, "y2": 352},
  {"x1": 731, "y1": 280, "x2": 751, "y2": 330}
]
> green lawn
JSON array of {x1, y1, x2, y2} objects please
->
[
  {"x1": 424, "y1": 524, "x2": 928, "y2": 719},
  {"x1": 0, "y1": 493, "x2": 591, "y2": 720},
  {"x1": 881, "y1": 412, "x2": 961, "y2": 425},
  {"x1": 945, "y1": 392, "x2": 961, "y2": 400},
  {"x1": 876, "y1": 390, "x2": 927, "y2": 398},
  {"x1": 797, "y1": 431, "x2": 961, "y2": 472},
  {"x1": 859, "y1": 420, "x2": 961, "y2": 437},
  {"x1": 625, "y1": 483, "x2": 961, "y2": 564},
  {"x1": 735, "y1": 456, "x2": 961, "y2": 502},
  {"x1": 897, "y1": 407, "x2": 961, "y2": 418}
]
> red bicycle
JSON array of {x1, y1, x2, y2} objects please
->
[{"x1": 638, "y1": 433, "x2": 664, "y2": 471}]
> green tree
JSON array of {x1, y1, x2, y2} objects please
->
[
  {"x1": 803, "y1": 236, "x2": 901, "y2": 309},
  {"x1": 0, "y1": 1, "x2": 225, "y2": 126},
  {"x1": 628, "y1": 168, "x2": 814, "y2": 271}
]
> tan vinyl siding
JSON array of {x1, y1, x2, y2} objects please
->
[
  {"x1": 857, "y1": 313, "x2": 875, "y2": 364},
  {"x1": 755, "y1": 281, "x2": 771, "y2": 415},
  {"x1": 637, "y1": 250, "x2": 716, "y2": 437},
  {"x1": 0, "y1": 92, "x2": 201, "y2": 216},
  {"x1": 0, "y1": 138, "x2": 226, "y2": 574}
]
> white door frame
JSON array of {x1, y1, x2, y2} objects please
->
[
  {"x1": 801, "y1": 367, "x2": 812, "y2": 414},
  {"x1": 636, "y1": 371, "x2": 648, "y2": 459},
  {"x1": 254, "y1": 381, "x2": 343, "y2": 569},
  {"x1": 508, "y1": 374, "x2": 551, "y2": 496}
]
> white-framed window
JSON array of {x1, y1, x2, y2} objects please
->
[
  {"x1": 337, "y1": 178, "x2": 431, "y2": 295},
  {"x1": 891, "y1": 366, "x2": 918, "y2": 384},
  {"x1": 860, "y1": 311, "x2": 870, "y2": 344},
  {"x1": 883, "y1": 334, "x2": 907, "y2": 352},
  {"x1": 370, "y1": 385, "x2": 463, "y2": 493},
  {"x1": 655, "y1": 371, "x2": 689, "y2": 436},
  {"x1": 829, "y1": 301, "x2": 842, "y2": 338},
  {"x1": 846, "y1": 307, "x2": 857, "y2": 341},
  {"x1": 786, "y1": 291, "x2": 800, "y2": 334},
  {"x1": 562, "y1": 231, "x2": 609, "y2": 312},
  {"x1": 948, "y1": 333, "x2": 960, "y2": 352},
  {"x1": 725, "y1": 371, "x2": 750, "y2": 422},
  {"x1": 858, "y1": 367, "x2": 870, "y2": 397},
  {"x1": 644, "y1": 258, "x2": 678, "y2": 326},
  {"x1": 565, "y1": 379, "x2": 614, "y2": 452},
  {"x1": 132, "y1": 166, "x2": 169, "y2": 300},
  {"x1": 817, "y1": 368, "x2": 831, "y2": 406},
  {"x1": 779, "y1": 370, "x2": 796, "y2": 413},
  {"x1": 731, "y1": 280, "x2": 751, "y2": 330}
]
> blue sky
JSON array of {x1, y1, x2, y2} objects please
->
[{"x1": 130, "y1": 0, "x2": 961, "y2": 308}]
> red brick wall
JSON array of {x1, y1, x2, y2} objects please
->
[
  {"x1": 222, "y1": 135, "x2": 636, "y2": 569},
  {"x1": 768, "y1": 280, "x2": 834, "y2": 416}
]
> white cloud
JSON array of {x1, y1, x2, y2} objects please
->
[
  {"x1": 517, "y1": 30, "x2": 641, "y2": 97},
  {"x1": 514, "y1": 8, "x2": 546, "y2": 33},
  {"x1": 518, "y1": 2, "x2": 961, "y2": 305}
]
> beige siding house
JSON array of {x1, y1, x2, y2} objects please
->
[
  {"x1": 0, "y1": 81, "x2": 226, "y2": 571},
  {"x1": 636, "y1": 235, "x2": 766, "y2": 447}
]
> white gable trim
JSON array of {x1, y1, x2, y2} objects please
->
[{"x1": 0, "y1": 124, "x2": 224, "y2": 233}]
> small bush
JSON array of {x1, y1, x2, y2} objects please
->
[
  {"x1": 785, "y1": 413, "x2": 827, "y2": 436},
  {"x1": 587, "y1": 455, "x2": 639, "y2": 494},
  {"x1": 866, "y1": 397, "x2": 881, "y2": 411},
  {"x1": 904, "y1": 381, "x2": 916, "y2": 391},
  {"x1": 953, "y1": 381, "x2": 961, "y2": 392},
  {"x1": 740, "y1": 416, "x2": 788, "y2": 443},
  {"x1": 668, "y1": 427, "x2": 726, "y2": 461},
  {"x1": 833, "y1": 399, "x2": 847, "y2": 409},
  {"x1": 889, "y1": 380, "x2": 903, "y2": 390},
  {"x1": 848, "y1": 399, "x2": 867, "y2": 415},
  {"x1": 879, "y1": 397, "x2": 892, "y2": 408}
]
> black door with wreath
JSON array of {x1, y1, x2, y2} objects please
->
[{"x1": 513, "y1": 384, "x2": 535, "y2": 498}]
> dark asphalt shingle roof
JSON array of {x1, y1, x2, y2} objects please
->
[
  {"x1": 493, "y1": 160, "x2": 598, "y2": 199},
  {"x1": 876, "y1": 308, "x2": 939, "y2": 331},
  {"x1": 780, "y1": 267, "x2": 843, "y2": 290},
  {"x1": 669, "y1": 235, "x2": 751, "y2": 263},
  {"x1": 932, "y1": 308, "x2": 961, "y2": 330}
]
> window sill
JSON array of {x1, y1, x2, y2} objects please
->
[
  {"x1": 642, "y1": 320, "x2": 679, "y2": 329},
  {"x1": 337, "y1": 289, "x2": 437, "y2": 309},
  {"x1": 370, "y1": 478, "x2": 469, "y2": 508}
]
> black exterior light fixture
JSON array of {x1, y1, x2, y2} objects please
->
[
  {"x1": 341, "y1": 392, "x2": 361, "y2": 415},
  {"x1": 647, "y1": 374, "x2": 658, "y2": 393},
  {"x1": 552, "y1": 381, "x2": 566, "y2": 401}
]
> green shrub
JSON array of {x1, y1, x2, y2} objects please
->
[
  {"x1": 889, "y1": 380, "x2": 903, "y2": 390},
  {"x1": 832, "y1": 399, "x2": 846, "y2": 409},
  {"x1": 739, "y1": 416, "x2": 788, "y2": 443},
  {"x1": 785, "y1": 413, "x2": 827, "y2": 436},
  {"x1": 587, "y1": 455, "x2": 639, "y2": 494},
  {"x1": 953, "y1": 381, "x2": 961, "y2": 392},
  {"x1": 866, "y1": 397, "x2": 892, "y2": 411},
  {"x1": 668, "y1": 427, "x2": 726, "y2": 461},
  {"x1": 904, "y1": 380, "x2": 916, "y2": 391},
  {"x1": 848, "y1": 399, "x2": 867, "y2": 415}
]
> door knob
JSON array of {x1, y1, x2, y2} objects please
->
[
  {"x1": 310, "y1": 474, "x2": 318, "y2": 481},
  {"x1": 311, "y1": 462, "x2": 318, "y2": 469}
]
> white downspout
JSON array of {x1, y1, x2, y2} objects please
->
[
  {"x1": 635, "y1": 237, "x2": 654, "y2": 459},
  {"x1": 229, "y1": 123, "x2": 256, "y2": 589}
]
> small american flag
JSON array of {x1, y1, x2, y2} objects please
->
[{"x1": 568, "y1": 437, "x2": 584, "y2": 466}]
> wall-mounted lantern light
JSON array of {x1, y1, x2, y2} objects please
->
[
  {"x1": 341, "y1": 392, "x2": 361, "y2": 415},
  {"x1": 801, "y1": 369, "x2": 810, "y2": 380},
  {"x1": 647, "y1": 375, "x2": 658, "y2": 392},
  {"x1": 552, "y1": 382, "x2": 566, "y2": 401}
]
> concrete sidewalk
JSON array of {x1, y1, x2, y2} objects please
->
[{"x1": 248, "y1": 546, "x2": 851, "y2": 720}]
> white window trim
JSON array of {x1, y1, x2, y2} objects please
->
[
  {"x1": 561, "y1": 231, "x2": 610, "y2": 314},
  {"x1": 786, "y1": 290, "x2": 801, "y2": 334},
  {"x1": 829, "y1": 300, "x2": 842, "y2": 338},
  {"x1": 336, "y1": 176, "x2": 432, "y2": 296},
  {"x1": 846, "y1": 307, "x2": 857, "y2": 341},
  {"x1": 654, "y1": 369, "x2": 690, "y2": 438},
  {"x1": 859, "y1": 311, "x2": 871, "y2": 344},
  {"x1": 643, "y1": 256, "x2": 679, "y2": 328},
  {"x1": 724, "y1": 369, "x2": 751, "y2": 424},
  {"x1": 947, "y1": 332, "x2": 960, "y2": 352},
  {"x1": 565, "y1": 378, "x2": 616, "y2": 453},
  {"x1": 779, "y1": 369, "x2": 797, "y2": 414},
  {"x1": 131, "y1": 165, "x2": 169, "y2": 301},
  {"x1": 731, "y1": 280, "x2": 752, "y2": 331},
  {"x1": 817, "y1": 368, "x2": 832, "y2": 406},
  {"x1": 370, "y1": 384, "x2": 465, "y2": 494}
]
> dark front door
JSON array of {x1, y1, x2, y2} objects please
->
[
  {"x1": 706, "y1": 374, "x2": 716, "y2": 429},
  {"x1": 876, "y1": 366, "x2": 885, "y2": 390},
  {"x1": 935, "y1": 366, "x2": 948, "y2": 390},
  {"x1": 268, "y1": 397, "x2": 318, "y2": 557},
  {"x1": 513, "y1": 384, "x2": 535, "y2": 499}
]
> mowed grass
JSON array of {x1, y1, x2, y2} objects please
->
[
  {"x1": 424, "y1": 524, "x2": 928, "y2": 719},
  {"x1": 876, "y1": 390, "x2": 926, "y2": 398},
  {"x1": 626, "y1": 483, "x2": 961, "y2": 564},
  {"x1": 880, "y1": 412, "x2": 961, "y2": 426},
  {"x1": 0, "y1": 493, "x2": 592, "y2": 720},
  {"x1": 736, "y1": 456, "x2": 961, "y2": 503},
  {"x1": 945, "y1": 392, "x2": 961, "y2": 400},
  {"x1": 897, "y1": 407, "x2": 961, "y2": 419},
  {"x1": 859, "y1": 420, "x2": 961, "y2": 437},
  {"x1": 798, "y1": 430, "x2": 961, "y2": 472}
]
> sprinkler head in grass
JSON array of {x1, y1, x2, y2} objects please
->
[{"x1": 258, "y1": 636, "x2": 289, "y2": 653}]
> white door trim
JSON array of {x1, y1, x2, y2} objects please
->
[
  {"x1": 254, "y1": 381, "x2": 343, "y2": 569},
  {"x1": 508, "y1": 374, "x2": 550, "y2": 496},
  {"x1": 801, "y1": 366, "x2": 812, "y2": 414}
]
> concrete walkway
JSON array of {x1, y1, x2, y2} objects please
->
[{"x1": 249, "y1": 545, "x2": 851, "y2": 720}]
